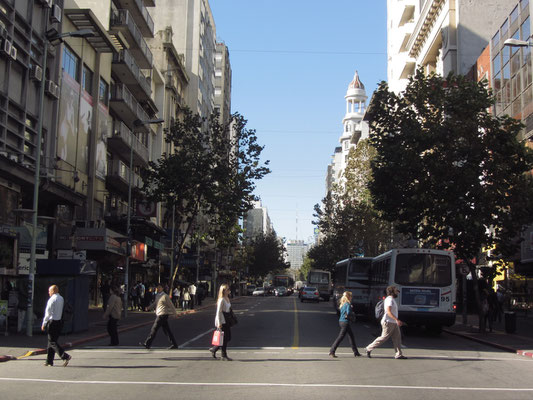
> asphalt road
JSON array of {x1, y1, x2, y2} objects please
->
[{"x1": 1, "y1": 295, "x2": 533, "y2": 400}]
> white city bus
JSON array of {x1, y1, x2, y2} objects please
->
[
  {"x1": 332, "y1": 257, "x2": 373, "y2": 315},
  {"x1": 369, "y1": 248, "x2": 456, "y2": 333}
]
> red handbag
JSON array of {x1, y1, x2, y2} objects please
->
[{"x1": 211, "y1": 329, "x2": 224, "y2": 346}]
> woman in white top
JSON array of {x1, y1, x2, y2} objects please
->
[{"x1": 209, "y1": 283, "x2": 232, "y2": 360}]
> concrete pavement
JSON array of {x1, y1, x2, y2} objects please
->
[{"x1": 0, "y1": 297, "x2": 217, "y2": 362}]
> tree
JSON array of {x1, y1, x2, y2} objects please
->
[
  {"x1": 246, "y1": 232, "x2": 287, "y2": 280},
  {"x1": 367, "y1": 68, "x2": 533, "y2": 330},
  {"x1": 141, "y1": 108, "x2": 270, "y2": 286}
]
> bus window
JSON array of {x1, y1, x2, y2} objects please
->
[{"x1": 395, "y1": 254, "x2": 452, "y2": 286}]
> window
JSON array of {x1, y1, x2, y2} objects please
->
[
  {"x1": 501, "y1": 19, "x2": 509, "y2": 37},
  {"x1": 99, "y1": 78, "x2": 109, "y2": 106},
  {"x1": 62, "y1": 45, "x2": 80, "y2": 81},
  {"x1": 511, "y1": 6, "x2": 519, "y2": 25},
  {"x1": 522, "y1": 0, "x2": 529, "y2": 12},
  {"x1": 492, "y1": 31, "x2": 500, "y2": 47},
  {"x1": 394, "y1": 254, "x2": 452, "y2": 286},
  {"x1": 492, "y1": 54, "x2": 501, "y2": 76},
  {"x1": 82, "y1": 65, "x2": 93, "y2": 95}
]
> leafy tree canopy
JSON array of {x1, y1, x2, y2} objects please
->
[{"x1": 367, "y1": 68, "x2": 533, "y2": 268}]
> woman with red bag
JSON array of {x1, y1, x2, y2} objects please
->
[{"x1": 209, "y1": 283, "x2": 233, "y2": 361}]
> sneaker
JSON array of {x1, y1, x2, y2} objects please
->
[
  {"x1": 62, "y1": 354, "x2": 71, "y2": 367},
  {"x1": 395, "y1": 355, "x2": 408, "y2": 360},
  {"x1": 139, "y1": 342, "x2": 150, "y2": 349},
  {"x1": 167, "y1": 345, "x2": 178, "y2": 350},
  {"x1": 43, "y1": 362, "x2": 53, "y2": 367},
  {"x1": 366, "y1": 350, "x2": 372, "y2": 358},
  {"x1": 329, "y1": 353, "x2": 337, "y2": 358}
]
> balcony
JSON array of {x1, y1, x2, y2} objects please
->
[
  {"x1": 109, "y1": 83, "x2": 150, "y2": 129},
  {"x1": 110, "y1": 9, "x2": 153, "y2": 68},
  {"x1": 106, "y1": 159, "x2": 144, "y2": 194},
  {"x1": 114, "y1": 0, "x2": 154, "y2": 37},
  {"x1": 107, "y1": 120, "x2": 149, "y2": 166},
  {"x1": 144, "y1": 0, "x2": 155, "y2": 7},
  {"x1": 112, "y1": 49, "x2": 151, "y2": 101}
]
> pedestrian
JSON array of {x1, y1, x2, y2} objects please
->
[
  {"x1": 197, "y1": 284, "x2": 204, "y2": 306},
  {"x1": 189, "y1": 282, "x2": 197, "y2": 309},
  {"x1": 101, "y1": 279, "x2": 111, "y2": 311},
  {"x1": 103, "y1": 286, "x2": 122, "y2": 346},
  {"x1": 365, "y1": 285, "x2": 407, "y2": 359},
  {"x1": 139, "y1": 284, "x2": 178, "y2": 349},
  {"x1": 209, "y1": 283, "x2": 234, "y2": 361},
  {"x1": 129, "y1": 283, "x2": 138, "y2": 311},
  {"x1": 172, "y1": 286, "x2": 180, "y2": 308},
  {"x1": 182, "y1": 287, "x2": 190, "y2": 310},
  {"x1": 329, "y1": 291, "x2": 361, "y2": 358},
  {"x1": 137, "y1": 281, "x2": 145, "y2": 311},
  {"x1": 41, "y1": 285, "x2": 72, "y2": 367}
]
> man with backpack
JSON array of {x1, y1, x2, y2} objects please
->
[{"x1": 365, "y1": 285, "x2": 407, "y2": 360}]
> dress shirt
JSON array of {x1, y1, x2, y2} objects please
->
[{"x1": 42, "y1": 293, "x2": 64, "y2": 326}]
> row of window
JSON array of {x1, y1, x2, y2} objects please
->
[{"x1": 62, "y1": 45, "x2": 109, "y2": 106}]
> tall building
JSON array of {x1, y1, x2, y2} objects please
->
[
  {"x1": 214, "y1": 41, "x2": 231, "y2": 124},
  {"x1": 326, "y1": 71, "x2": 369, "y2": 194},
  {"x1": 485, "y1": 0, "x2": 533, "y2": 276},
  {"x1": 151, "y1": 0, "x2": 216, "y2": 120},
  {"x1": 243, "y1": 201, "x2": 272, "y2": 242},
  {"x1": 285, "y1": 240, "x2": 308, "y2": 273},
  {"x1": 387, "y1": 0, "x2": 516, "y2": 94}
]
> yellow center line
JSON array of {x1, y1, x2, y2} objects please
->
[{"x1": 292, "y1": 296, "x2": 299, "y2": 349}]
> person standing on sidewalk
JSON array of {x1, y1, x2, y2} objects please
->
[
  {"x1": 189, "y1": 283, "x2": 197, "y2": 309},
  {"x1": 329, "y1": 291, "x2": 361, "y2": 358},
  {"x1": 140, "y1": 284, "x2": 178, "y2": 349},
  {"x1": 365, "y1": 285, "x2": 407, "y2": 360},
  {"x1": 41, "y1": 285, "x2": 71, "y2": 367},
  {"x1": 209, "y1": 283, "x2": 234, "y2": 361},
  {"x1": 103, "y1": 286, "x2": 122, "y2": 346}
]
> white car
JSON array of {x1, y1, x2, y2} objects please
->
[{"x1": 252, "y1": 287, "x2": 266, "y2": 296}]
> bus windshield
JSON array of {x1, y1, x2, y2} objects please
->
[{"x1": 394, "y1": 254, "x2": 452, "y2": 286}]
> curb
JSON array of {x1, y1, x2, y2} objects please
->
[
  {"x1": 1, "y1": 301, "x2": 221, "y2": 363},
  {"x1": 443, "y1": 327, "x2": 533, "y2": 358}
]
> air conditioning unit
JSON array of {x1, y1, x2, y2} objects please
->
[
  {"x1": 50, "y1": 4, "x2": 62, "y2": 24},
  {"x1": 30, "y1": 65, "x2": 43, "y2": 82},
  {"x1": 9, "y1": 45, "x2": 17, "y2": 61},
  {"x1": 1, "y1": 39, "x2": 11, "y2": 56},
  {"x1": 45, "y1": 80, "x2": 59, "y2": 99}
]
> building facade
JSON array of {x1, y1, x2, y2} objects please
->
[
  {"x1": 387, "y1": 0, "x2": 516, "y2": 94},
  {"x1": 243, "y1": 200, "x2": 272, "y2": 242}
]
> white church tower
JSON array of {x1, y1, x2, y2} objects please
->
[{"x1": 326, "y1": 71, "x2": 369, "y2": 193}]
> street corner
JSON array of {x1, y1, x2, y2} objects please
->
[{"x1": 517, "y1": 350, "x2": 533, "y2": 358}]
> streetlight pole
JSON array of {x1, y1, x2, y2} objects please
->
[
  {"x1": 123, "y1": 118, "x2": 163, "y2": 318},
  {"x1": 26, "y1": 19, "x2": 94, "y2": 336}
]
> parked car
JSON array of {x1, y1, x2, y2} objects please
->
[
  {"x1": 246, "y1": 285, "x2": 256, "y2": 296},
  {"x1": 300, "y1": 287, "x2": 320, "y2": 303},
  {"x1": 274, "y1": 286, "x2": 287, "y2": 297},
  {"x1": 252, "y1": 287, "x2": 266, "y2": 296}
]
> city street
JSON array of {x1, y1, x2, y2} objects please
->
[{"x1": 1, "y1": 295, "x2": 533, "y2": 400}]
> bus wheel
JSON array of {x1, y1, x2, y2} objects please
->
[{"x1": 426, "y1": 324, "x2": 442, "y2": 336}]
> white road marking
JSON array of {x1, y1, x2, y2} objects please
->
[
  {"x1": 178, "y1": 328, "x2": 214, "y2": 349},
  {"x1": 0, "y1": 377, "x2": 532, "y2": 392}
]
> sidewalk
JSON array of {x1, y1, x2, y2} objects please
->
[
  {"x1": 0, "y1": 297, "x2": 218, "y2": 363},
  {"x1": 443, "y1": 310, "x2": 533, "y2": 358}
]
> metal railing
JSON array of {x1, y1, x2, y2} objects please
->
[
  {"x1": 111, "y1": 9, "x2": 153, "y2": 67},
  {"x1": 113, "y1": 50, "x2": 151, "y2": 97}
]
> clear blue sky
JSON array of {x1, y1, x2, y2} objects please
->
[{"x1": 210, "y1": 1, "x2": 387, "y2": 243}]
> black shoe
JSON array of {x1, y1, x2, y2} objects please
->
[
  {"x1": 354, "y1": 352, "x2": 362, "y2": 357},
  {"x1": 366, "y1": 350, "x2": 372, "y2": 358},
  {"x1": 329, "y1": 353, "x2": 337, "y2": 358},
  {"x1": 221, "y1": 356, "x2": 232, "y2": 361},
  {"x1": 209, "y1": 347, "x2": 217, "y2": 359},
  {"x1": 62, "y1": 354, "x2": 71, "y2": 367},
  {"x1": 139, "y1": 342, "x2": 150, "y2": 349},
  {"x1": 43, "y1": 362, "x2": 53, "y2": 367},
  {"x1": 395, "y1": 355, "x2": 408, "y2": 360},
  {"x1": 167, "y1": 345, "x2": 178, "y2": 350}
]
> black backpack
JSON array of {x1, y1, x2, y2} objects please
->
[{"x1": 62, "y1": 301, "x2": 74, "y2": 323}]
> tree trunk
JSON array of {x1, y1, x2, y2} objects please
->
[{"x1": 467, "y1": 260, "x2": 485, "y2": 333}]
